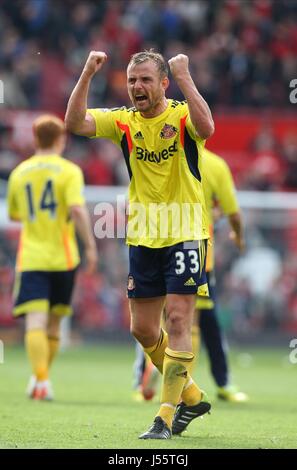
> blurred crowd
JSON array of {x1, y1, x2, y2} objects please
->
[
  {"x1": 0, "y1": 0, "x2": 297, "y2": 190},
  {"x1": 214, "y1": 213, "x2": 297, "y2": 337},
  {"x1": 1, "y1": 0, "x2": 297, "y2": 110},
  {"x1": 232, "y1": 124, "x2": 297, "y2": 192}
]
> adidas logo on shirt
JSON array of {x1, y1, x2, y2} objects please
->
[
  {"x1": 184, "y1": 277, "x2": 196, "y2": 286},
  {"x1": 134, "y1": 131, "x2": 144, "y2": 139}
]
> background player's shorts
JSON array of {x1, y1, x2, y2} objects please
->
[
  {"x1": 127, "y1": 240, "x2": 209, "y2": 298},
  {"x1": 13, "y1": 270, "x2": 77, "y2": 316},
  {"x1": 196, "y1": 270, "x2": 216, "y2": 310}
]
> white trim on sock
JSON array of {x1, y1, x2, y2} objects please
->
[
  {"x1": 160, "y1": 402, "x2": 175, "y2": 410},
  {"x1": 183, "y1": 377, "x2": 194, "y2": 391}
]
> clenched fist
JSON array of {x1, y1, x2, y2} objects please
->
[
  {"x1": 83, "y1": 51, "x2": 107, "y2": 77},
  {"x1": 168, "y1": 54, "x2": 189, "y2": 79}
]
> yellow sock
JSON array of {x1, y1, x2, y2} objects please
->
[
  {"x1": 179, "y1": 318, "x2": 202, "y2": 405},
  {"x1": 157, "y1": 348, "x2": 194, "y2": 428},
  {"x1": 25, "y1": 329, "x2": 49, "y2": 381},
  {"x1": 48, "y1": 336, "x2": 60, "y2": 368},
  {"x1": 188, "y1": 323, "x2": 200, "y2": 376},
  {"x1": 181, "y1": 377, "x2": 202, "y2": 406},
  {"x1": 143, "y1": 329, "x2": 168, "y2": 374}
]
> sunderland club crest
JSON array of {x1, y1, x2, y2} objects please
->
[
  {"x1": 160, "y1": 123, "x2": 178, "y2": 139},
  {"x1": 127, "y1": 275, "x2": 135, "y2": 290}
]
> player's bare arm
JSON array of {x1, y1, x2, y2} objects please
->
[
  {"x1": 70, "y1": 204, "x2": 98, "y2": 274},
  {"x1": 65, "y1": 51, "x2": 107, "y2": 137},
  {"x1": 229, "y1": 212, "x2": 245, "y2": 253},
  {"x1": 168, "y1": 54, "x2": 214, "y2": 140}
]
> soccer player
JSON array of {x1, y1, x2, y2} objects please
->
[
  {"x1": 65, "y1": 49, "x2": 214, "y2": 439},
  {"x1": 132, "y1": 148, "x2": 248, "y2": 405},
  {"x1": 7, "y1": 115, "x2": 97, "y2": 400},
  {"x1": 197, "y1": 148, "x2": 248, "y2": 402}
]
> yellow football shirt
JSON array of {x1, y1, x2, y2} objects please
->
[
  {"x1": 88, "y1": 99, "x2": 209, "y2": 248},
  {"x1": 7, "y1": 154, "x2": 85, "y2": 271},
  {"x1": 201, "y1": 148, "x2": 239, "y2": 271}
]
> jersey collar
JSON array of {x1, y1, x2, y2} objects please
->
[{"x1": 136, "y1": 99, "x2": 172, "y2": 124}]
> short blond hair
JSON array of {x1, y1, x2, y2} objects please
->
[
  {"x1": 128, "y1": 49, "x2": 168, "y2": 78},
  {"x1": 33, "y1": 114, "x2": 65, "y2": 149}
]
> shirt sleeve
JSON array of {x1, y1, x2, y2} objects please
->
[
  {"x1": 65, "y1": 165, "x2": 86, "y2": 208},
  {"x1": 87, "y1": 108, "x2": 123, "y2": 144},
  {"x1": 215, "y1": 160, "x2": 239, "y2": 215},
  {"x1": 7, "y1": 172, "x2": 20, "y2": 220},
  {"x1": 183, "y1": 103, "x2": 206, "y2": 145}
]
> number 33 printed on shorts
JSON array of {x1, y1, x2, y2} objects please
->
[{"x1": 175, "y1": 250, "x2": 199, "y2": 275}]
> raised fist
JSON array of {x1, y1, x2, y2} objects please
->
[
  {"x1": 168, "y1": 54, "x2": 189, "y2": 79},
  {"x1": 83, "y1": 51, "x2": 107, "y2": 77}
]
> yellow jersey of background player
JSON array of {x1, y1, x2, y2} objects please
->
[
  {"x1": 8, "y1": 154, "x2": 85, "y2": 272},
  {"x1": 201, "y1": 147, "x2": 240, "y2": 272},
  {"x1": 7, "y1": 114, "x2": 97, "y2": 401}
]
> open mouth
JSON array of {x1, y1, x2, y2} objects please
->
[{"x1": 135, "y1": 95, "x2": 148, "y2": 103}]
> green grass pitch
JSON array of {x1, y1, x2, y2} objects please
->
[{"x1": 0, "y1": 343, "x2": 296, "y2": 449}]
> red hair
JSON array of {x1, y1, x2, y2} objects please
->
[{"x1": 33, "y1": 114, "x2": 65, "y2": 149}]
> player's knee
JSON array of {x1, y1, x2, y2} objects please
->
[
  {"x1": 166, "y1": 295, "x2": 193, "y2": 315},
  {"x1": 166, "y1": 312, "x2": 186, "y2": 337},
  {"x1": 166, "y1": 299, "x2": 193, "y2": 337},
  {"x1": 26, "y1": 312, "x2": 48, "y2": 332}
]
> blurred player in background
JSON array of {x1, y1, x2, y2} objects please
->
[
  {"x1": 7, "y1": 115, "x2": 97, "y2": 400},
  {"x1": 65, "y1": 49, "x2": 214, "y2": 439},
  {"x1": 196, "y1": 148, "x2": 247, "y2": 402},
  {"x1": 133, "y1": 148, "x2": 248, "y2": 404}
]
